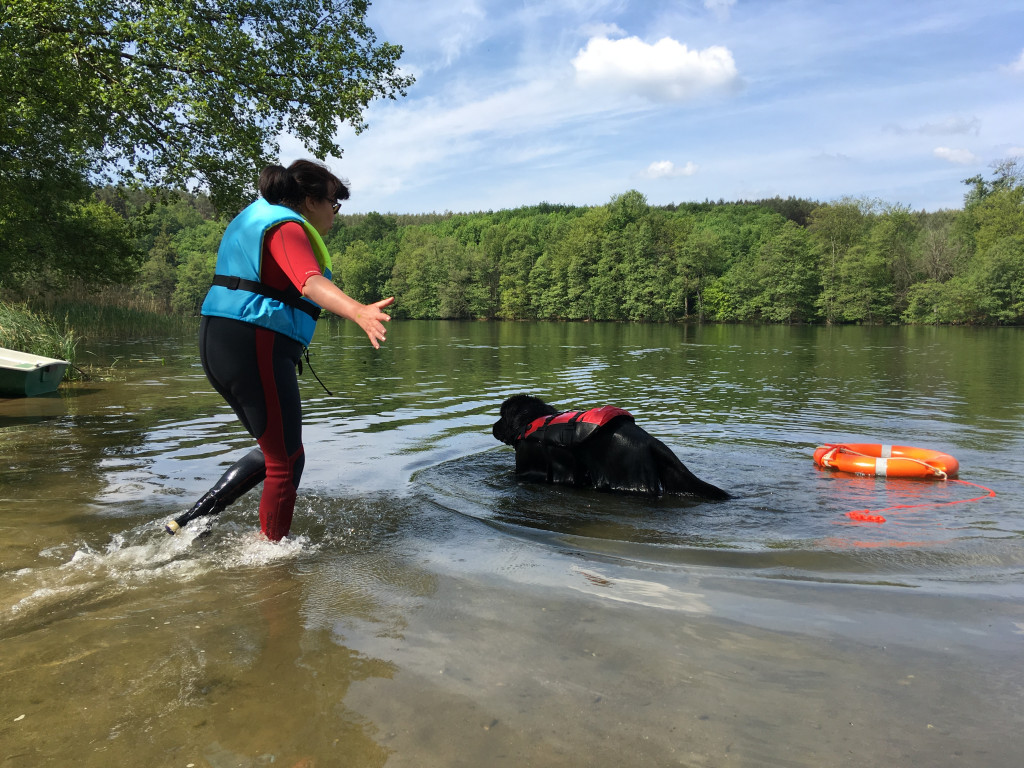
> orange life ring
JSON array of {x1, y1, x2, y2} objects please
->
[{"x1": 813, "y1": 443, "x2": 959, "y2": 479}]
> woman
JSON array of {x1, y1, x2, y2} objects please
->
[{"x1": 167, "y1": 159, "x2": 393, "y2": 540}]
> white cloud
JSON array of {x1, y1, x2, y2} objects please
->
[
  {"x1": 643, "y1": 160, "x2": 698, "y2": 179},
  {"x1": 1008, "y1": 49, "x2": 1024, "y2": 74},
  {"x1": 933, "y1": 147, "x2": 980, "y2": 165},
  {"x1": 312, "y1": 73, "x2": 628, "y2": 206},
  {"x1": 704, "y1": 0, "x2": 737, "y2": 20},
  {"x1": 572, "y1": 36, "x2": 740, "y2": 102},
  {"x1": 580, "y1": 22, "x2": 626, "y2": 39},
  {"x1": 377, "y1": 0, "x2": 488, "y2": 70},
  {"x1": 885, "y1": 116, "x2": 980, "y2": 136}
]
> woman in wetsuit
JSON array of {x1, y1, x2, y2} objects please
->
[{"x1": 167, "y1": 159, "x2": 393, "y2": 540}]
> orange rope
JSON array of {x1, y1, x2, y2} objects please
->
[{"x1": 844, "y1": 479, "x2": 997, "y2": 524}]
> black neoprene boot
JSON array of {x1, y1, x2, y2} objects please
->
[{"x1": 165, "y1": 448, "x2": 267, "y2": 533}]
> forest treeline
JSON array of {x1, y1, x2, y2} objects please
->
[{"x1": 15, "y1": 161, "x2": 1024, "y2": 326}]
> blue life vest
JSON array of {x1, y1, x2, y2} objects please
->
[{"x1": 201, "y1": 198, "x2": 333, "y2": 346}]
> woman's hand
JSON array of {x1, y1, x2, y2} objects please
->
[
  {"x1": 301, "y1": 276, "x2": 395, "y2": 349},
  {"x1": 354, "y1": 296, "x2": 394, "y2": 349}
]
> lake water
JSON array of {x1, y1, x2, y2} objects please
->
[{"x1": 1, "y1": 320, "x2": 1022, "y2": 767}]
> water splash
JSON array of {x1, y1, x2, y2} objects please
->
[{"x1": 1, "y1": 517, "x2": 313, "y2": 634}]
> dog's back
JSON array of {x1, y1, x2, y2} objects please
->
[{"x1": 582, "y1": 420, "x2": 731, "y2": 499}]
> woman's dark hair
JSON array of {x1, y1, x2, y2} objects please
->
[{"x1": 258, "y1": 159, "x2": 350, "y2": 209}]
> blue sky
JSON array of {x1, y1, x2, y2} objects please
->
[{"x1": 283, "y1": 0, "x2": 1024, "y2": 214}]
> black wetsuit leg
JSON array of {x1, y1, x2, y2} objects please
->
[{"x1": 195, "y1": 315, "x2": 305, "y2": 539}]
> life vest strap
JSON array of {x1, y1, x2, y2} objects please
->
[{"x1": 212, "y1": 274, "x2": 321, "y2": 320}]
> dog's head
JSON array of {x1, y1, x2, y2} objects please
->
[{"x1": 492, "y1": 394, "x2": 558, "y2": 445}]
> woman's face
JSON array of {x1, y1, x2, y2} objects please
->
[{"x1": 302, "y1": 195, "x2": 338, "y2": 236}]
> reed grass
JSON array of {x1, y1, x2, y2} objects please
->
[
  {"x1": 0, "y1": 300, "x2": 80, "y2": 376},
  {"x1": 2, "y1": 286, "x2": 199, "y2": 382},
  {"x1": 37, "y1": 285, "x2": 199, "y2": 339}
]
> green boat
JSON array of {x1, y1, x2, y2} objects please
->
[{"x1": 0, "y1": 347, "x2": 69, "y2": 397}]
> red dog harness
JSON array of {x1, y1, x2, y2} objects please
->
[{"x1": 517, "y1": 406, "x2": 634, "y2": 444}]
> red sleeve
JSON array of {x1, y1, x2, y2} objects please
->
[{"x1": 261, "y1": 221, "x2": 323, "y2": 293}]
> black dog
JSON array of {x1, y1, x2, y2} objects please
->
[{"x1": 492, "y1": 394, "x2": 730, "y2": 499}]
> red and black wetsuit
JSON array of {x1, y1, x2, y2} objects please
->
[{"x1": 199, "y1": 222, "x2": 322, "y2": 540}]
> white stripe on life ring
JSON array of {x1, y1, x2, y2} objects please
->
[
  {"x1": 881, "y1": 445, "x2": 893, "y2": 458},
  {"x1": 875, "y1": 457, "x2": 888, "y2": 476}
]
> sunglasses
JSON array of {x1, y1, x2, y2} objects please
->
[{"x1": 328, "y1": 199, "x2": 341, "y2": 214}]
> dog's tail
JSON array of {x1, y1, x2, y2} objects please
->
[{"x1": 654, "y1": 442, "x2": 731, "y2": 500}]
